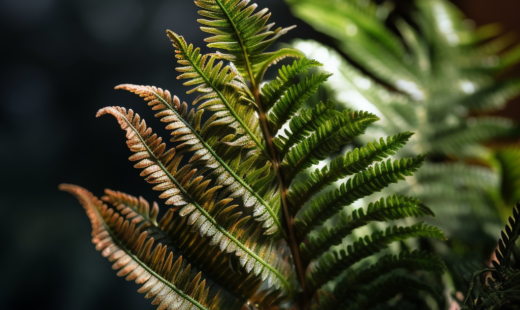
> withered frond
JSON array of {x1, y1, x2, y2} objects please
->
[
  {"x1": 115, "y1": 84, "x2": 283, "y2": 236},
  {"x1": 97, "y1": 107, "x2": 292, "y2": 292},
  {"x1": 59, "y1": 184, "x2": 243, "y2": 310}
]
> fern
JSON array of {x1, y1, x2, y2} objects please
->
[
  {"x1": 60, "y1": 1, "x2": 446, "y2": 309},
  {"x1": 462, "y1": 204, "x2": 520, "y2": 309},
  {"x1": 287, "y1": 0, "x2": 520, "y2": 303}
]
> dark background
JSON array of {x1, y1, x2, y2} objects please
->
[{"x1": 1, "y1": 0, "x2": 519, "y2": 309}]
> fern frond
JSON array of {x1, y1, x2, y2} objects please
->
[
  {"x1": 281, "y1": 111, "x2": 380, "y2": 181},
  {"x1": 335, "y1": 250, "x2": 446, "y2": 291},
  {"x1": 288, "y1": 132, "x2": 414, "y2": 211},
  {"x1": 307, "y1": 223, "x2": 446, "y2": 291},
  {"x1": 273, "y1": 100, "x2": 339, "y2": 156},
  {"x1": 102, "y1": 189, "x2": 265, "y2": 300},
  {"x1": 268, "y1": 73, "x2": 331, "y2": 133},
  {"x1": 167, "y1": 31, "x2": 266, "y2": 154},
  {"x1": 195, "y1": 0, "x2": 296, "y2": 83},
  {"x1": 261, "y1": 58, "x2": 323, "y2": 112},
  {"x1": 115, "y1": 84, "x2": 283, "y2": 235},
  {"x1": 314, "y1": 251, "x2": 446, "y2": 310},
  {"x1": 430, "y1": 117, "x2": 517, "y2": 156},
  {"x1": 495, "y1": 203, "x2": 520, "y2": 268},
  {"x1": 59, "y1": 184, "x2": 242, "y2": 310},
  {"x1": 301, "y1": 195, "x2": 434, "y2": 262},
  {"x1": 459, "y1": 79, "x2": 520, "y2": 112},
  {"x1": 97, "y1": 107, "x2": 291, "y2": 291},
  {"x1": 340, "y1": 274, "x2": 443, "y2": 310},
  {"x1": 295, "y1": 156, "x2": 426, "y2": 238}
]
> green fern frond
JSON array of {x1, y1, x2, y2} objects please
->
[
  {"x1": 286, "y1": 0, "x2": 403, "y2": 57},
  {"x1": 268, "y1": 73, "x2": 331, "y2": 133},
  {"x1": 336, "y1": 250, "x2": 446, "y2": 290},
  {"x1": 314, "y1": 251, "x2": 446, "y2": 310},
  {"x1": 288, "y1": 132, "x2": 414, "y2": 211},
  {"x1": 430, "y1": 117, "x2": 517, "y2": 156},
  {"x1": 295, "y1": 156, "x2": 426, "y2": 237},
  {"x1": 59, "y1": 184, "x2": 242, "y2": 310},
  {"x1": 459, "y1": 79, "x2": 520, "y2": 112},
  {"x1": 281, "y1": 111, "x2": 379, "y2": 181},
  {"x1": 307, "y1": 223, "x2": 446, "y2": 291},
  {"x1": 115, "y1": 84, "x2": 283, "y2": 235},
  {"x1": 340, "y1": 274, "x2": 444, "y2": 310},
  {"x1": 301, "y1": 195, "x2": 434, "y2": 262},
  {"x1": 273, "y1": 100, "x2": 338, "y2": 156},
  {"x1": 495, "y1": 204, "x2": 520, "y2": 268},
  {"x1": 97, "y1": 107, "x2": 291, "y2": 291},
  {"x1": 195, "y1": 0, "x2": 296, "y2": 84},
  {"x1": 167, "y1": 31, "x2": 266, "y2": 154},
  {"x1": 261, "y1": 58, "x2": 323, "y2": 111}
]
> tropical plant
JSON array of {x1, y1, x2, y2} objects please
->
[
  {"x1": 286, "y1": 0, "x2": 520, "y2": 296},
  {"x1": 461, "y1": 204, "x2": 520, "y2": 309},
  {"x1": 60, "y1": 1, "x2": 447, "y2": 309}
]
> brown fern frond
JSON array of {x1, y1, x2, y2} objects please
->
[
  {"x1": 102, "y1": 189, "x2": 269, "y2": 301},
  {"x1": 59, "y1": 184, "x2": 243, "y2": 310},
  {"x1": 96, "y1": 106, "x2": 292, "y2": 292},
  {"x1": 114, "y1": 84, "x2": 283, "y2": 236}
]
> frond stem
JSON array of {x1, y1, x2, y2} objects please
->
[{"x1": 252, "y1": 87, "x2": 310, "y2": 310}]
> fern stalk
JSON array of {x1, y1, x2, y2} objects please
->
[{"x1": 253, "y1": 84, "x2": 311, "y2": 309}]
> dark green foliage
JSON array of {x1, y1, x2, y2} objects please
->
[{"x1": 462, "y1": 204, "x2": 520, "y2": 309}]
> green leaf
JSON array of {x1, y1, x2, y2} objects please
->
[
  {"x1": 429, "y1": 117, "x2": 517, "y2": 157},
  {"x1": 301, "y1": 195, "x2": 435, "y2": 262},
  {"x1": 458, "y1": 79, "x2": 520, "y2": 112},
  {"x1": 307, "y1": 223, "x2": 446, "y2": 290},
  {"x1": 295, "y1": 156, "x2": 426, "y2": 238},
  {"x1": 268, "y1": 73, "x2": 331, "y2": 133},
  {"x1": 273, "y1": 100, "x2": 338, "y2": 156},
  {"x1": 195, "y1": 0, "x2": 295, "y2": 84},
  {"x1": 340, "y1": 274, "x2": 444, "y2": 310},
  {"x1": 261, "y1": 58, "x2": 323, "y2": 111},
  {"x1": 281, "y1": 111, "x2": 379, "y2": 181},
  {"x1": 288, "y1": 132, "x2": 414, "y2": 212},
  {"x1": 167, "y1": 30, "x2": 267, "y2": 155}
]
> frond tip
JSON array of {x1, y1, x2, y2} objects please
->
[{"x1": 59, "y1": 184, "x2": 239, "y2": 310}]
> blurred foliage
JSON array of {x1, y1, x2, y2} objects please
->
[{"x1": 286, "y1": 0, "x2": 520, "y2": 306}]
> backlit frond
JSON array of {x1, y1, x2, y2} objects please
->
[
  {"x1": 59, "y1": 184, "x2": 242, "y2": 310},
  {"x1": 307, "y1": 223, "x2": 446, "y2": 290},
  {"x1": 195, "y1": 0, "x2": 296, "y2": 83},
  {"x1": 295, "y1": 156, "x2": 426, "y2": 238},
  {"x1": 167, "y1": 31, "x2": 266, "y2": 155},
  {"x1": 261, "y1": 58, "x2": 323, "y2": 112},
  {"x1": 97, "y1": 107, "x2": 291, "y2": 291},
  {"x1": 281, "y1": 111, "x2": 379, "y2": 181},
  {"x1": 115, "y1": 84, "x2": 283, "y2": 235},
  {"x1": 301, "y1": 195, "x2": 434, "y2": 262},
  {"x1": 288, "y1": 132, "x2": 414, "y2": 212}
]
